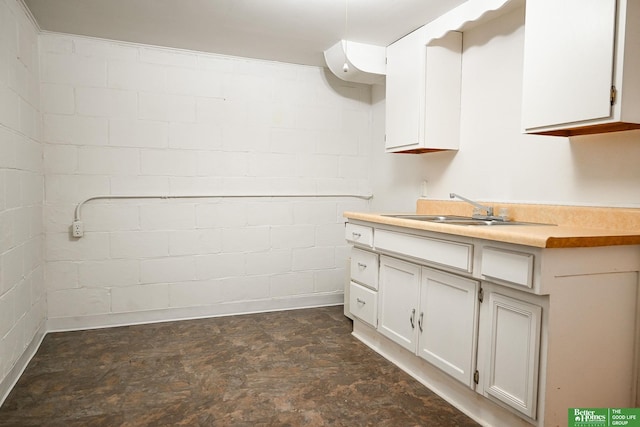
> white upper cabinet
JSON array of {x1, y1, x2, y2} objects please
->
[
  {"x1": 522, "y1": 0, "x2": 640, "y2": 136},
  {"x1": 385, "y1": 0, "x2": 519, "y2": 153},
  {"x1": 385, "y1": 28, "x2": 462, "y2": 153},
  {"x1": 385, "y1": 27, "x2": 425, "y2": 153}
]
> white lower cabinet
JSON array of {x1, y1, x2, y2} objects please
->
[
  {"x1": 348, "y1": 247, "x2": 380, "y2": 327},
  {"x1": 346, "y1": 219, "x2": 640, "y2": 426},
  {"x1": 477, "y1": 285, "x2": 542, "y2": 419},
  {"x1": 378, "y1": 255, "x2": 480, "y2": 388},
  {"x1": 350, "y1": 247, "x2": 379, "y2": 290},
  {"x1": 349, "y1": 281, "x2": 378, "y2": 328},
  {"x1": 418, "y1": 268, "x2": 479, "y2": 387},
  {"x1": 370, "y1": 249, "x2": 542, "y2": 419},
  {"x1": 358, "y1": 227, "x2": 542, "y2": 418},
  {"x1": 378, "y1": 256, "x2": 421, "y2": 352}
]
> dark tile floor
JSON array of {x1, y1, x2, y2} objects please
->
[{"x1": 0, "y1": 306, "x2": 479, "y2": 427}]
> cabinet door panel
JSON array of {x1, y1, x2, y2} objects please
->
[
  {"x1": 482, "y1": 292, "x2": 541, "y2": 419},
  {"x1": 385, "y1": 28, "x2": 425, "y2": 150},
  {"x1": 378, "y1": 256, "x2": 420, "y2": 352},
  {"x1": 418, "y1": 268, "x2": 479, "y2": 387},
  {"x1": 522, "y1": 0, "x2": 617, "y2": 130}
]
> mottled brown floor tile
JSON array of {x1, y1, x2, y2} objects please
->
[{"x1": 0, "y1": 306, "x2": 479, "y2": 426}]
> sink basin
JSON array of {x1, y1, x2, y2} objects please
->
[
  {"x1": 383, "y1": 214, "x2": 471, "y2": 221},
  {"x1": 434, "y1": 219, "x2": 543, "y2": 226},
  {"x1": 382, "y1": 214, "x2": 553, "y2": 226}
]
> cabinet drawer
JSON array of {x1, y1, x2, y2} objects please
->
[
  {"x1": 351, "y1": 248, "x2": 379, "y2": 290},
  {"x1": 481, "y1": 247, "x2": 534, "y2": 288},
  {"x1": 345, "y1": 223, "x2": 373, "y2": 247},
  {"x1": 375, "y1": 229, "x2": 472, "y2": 273},
  {"x1": 349, "y1": 281, "x2": 377, "y2": 327}
]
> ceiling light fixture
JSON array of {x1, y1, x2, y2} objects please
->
[{"x1": 323, "y1": 0, "x2": 385, "y2": 84}]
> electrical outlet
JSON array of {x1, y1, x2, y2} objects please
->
[{"x1": 72, "y1": 221, "x2": 84, "y2": 238}]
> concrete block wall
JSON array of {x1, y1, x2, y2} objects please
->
[
  {"x1": 40, "y1": 33, "x2": 373, "y2": 329},
  {"x1": 0, "y1": 0, "x2": 46, "y2": 400}
]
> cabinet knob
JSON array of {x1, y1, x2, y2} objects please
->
[
  {"x1": 352, "y1": 232, "x2": 361, "y2": 239},
  {"x1": 410, "y1": 308, "x2": 416, "y2": 329},
  {"x1": 357, "y1": 262, "x2": 367, "y2": 269},
  {"x1": 356, "y1": 298, "x2": 366, "y2": 305},
  {"x1": 418, "y1": 312, "x2": 424, "y2": 332}
]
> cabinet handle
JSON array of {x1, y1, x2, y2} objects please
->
[
  {"x1": 356, "y1": 298, "x2": 366, "y2": 305},
  {"x1": 410, "y1": 308, "x2": 416, "y2": 329},
  {"x1": 418, "y1": 312, "x2": 424, "y2": 332},
  {"x1": 357, "y1": 262, "x2": 367, "y2": 269},
  {"x1": 352, "y1": 232, "x2": 362, "y2": 239}
]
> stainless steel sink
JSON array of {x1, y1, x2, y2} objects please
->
[
  {"x1": 433, "y1": 219, "x2": 545, "y2": 226},
  {"x1": 382, "y1": 214, "x2": 553, "y2": 226},
  {"x1": 382, "y1": 214, "x2": 471, "y2": 221}
]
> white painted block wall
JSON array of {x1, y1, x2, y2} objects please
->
[
  {"x1": 0, "y1": 0, "x2": 46, "y2": 399},
  {"x1": 40, "y1": 33, "x2": 373, "y2": 328}
]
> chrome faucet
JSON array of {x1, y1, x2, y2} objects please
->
[{"x1": 449, "y1": 193, "x2": 494, "y2": 218}]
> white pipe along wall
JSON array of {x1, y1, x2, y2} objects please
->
[{"x1": 72, "y1": 193, "x2": 373, "y2": 237}]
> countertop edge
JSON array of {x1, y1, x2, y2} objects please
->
[{"x1": 343, "y1": 211, "x2": 640, "y2": 249}]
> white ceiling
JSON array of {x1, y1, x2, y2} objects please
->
[{"x1": 23, "y1": 0, "x2": 467, "y2": 66}]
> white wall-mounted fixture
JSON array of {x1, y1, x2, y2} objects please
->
[{"x1": 324, "y1": 40, "x2": 386, "y2": 85}]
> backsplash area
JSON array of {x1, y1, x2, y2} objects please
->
[{"x1": 417, "y1": 199, "x2": 640, "y2": 230}]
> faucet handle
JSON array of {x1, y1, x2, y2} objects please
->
[
  {"x1": 450, "y1": 192, "x2": 494, "y2": 217},
  {"x1": 498, "y1": 207, "x2": 510, "y2": 221}
]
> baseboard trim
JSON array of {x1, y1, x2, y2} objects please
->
[
  {"x1": 47, "y1": 293, "x2": 344, "y2": 332},
  {"x1": 351, "y1": 319, "x2": 533, "y2": 427},
  {"x1": 0, "y1": 322, "x2": 47, "y2": 407}
]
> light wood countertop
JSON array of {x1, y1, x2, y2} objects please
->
[{"x1": 344, "y1": 200, "x2": 640, "y2": 248}]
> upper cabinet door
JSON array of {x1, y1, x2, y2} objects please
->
[
  {"x1": 521, "y1": 0, "x2": 617, "y2": 131},
  {"x1": 385, "y1": 27, "x2": 426, "y2": 152}
]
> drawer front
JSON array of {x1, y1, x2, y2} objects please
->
[
  {"x1": 345, "y1": 223, "x2": 373, "y2": 247},
  {"x1": 481, "y1": 247, "x2": 534, "y2": 288},
  {"x1": 351, "y1": 248, "x2": 379, "y2": 290},
  {"x1": 375, "y1": 229, "x2": 472, "y2": 273},
  {"x1": 349, "y1": 281, "x2": 377, "y2": 327}
]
